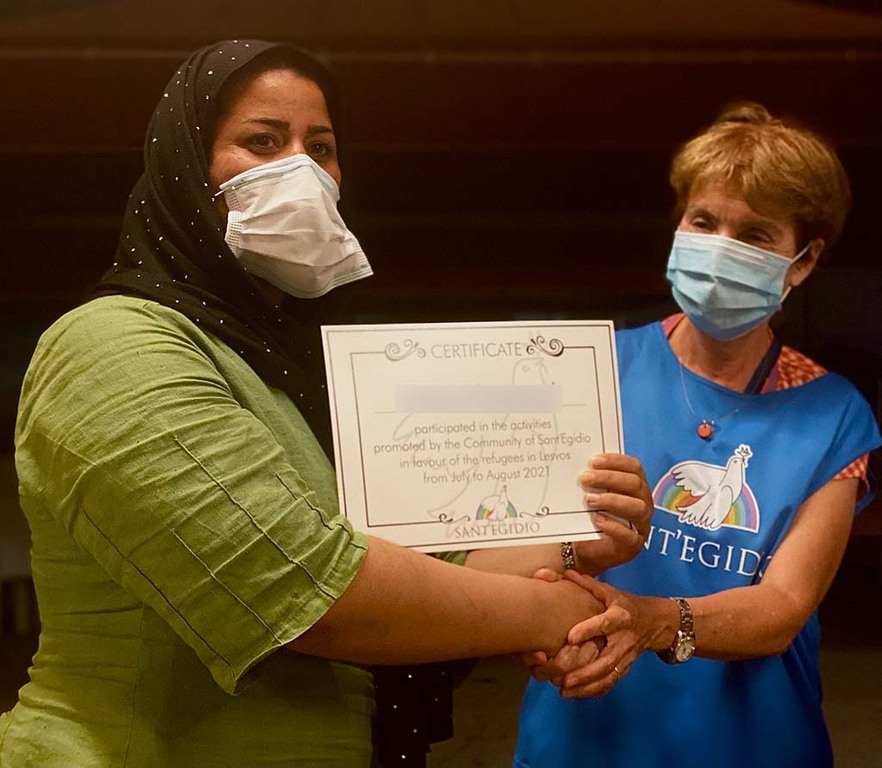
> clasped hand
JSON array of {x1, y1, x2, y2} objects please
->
[
  {"x1": 521, "y1": 453, "x2": 654, "y2": 697},
  {"x1": 524, "y1": 571, "x2": 643, "y2": 698}
]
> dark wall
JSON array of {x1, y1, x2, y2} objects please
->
[{"x1": 3, "y1": 47, "x2": 882, "y2": 448}]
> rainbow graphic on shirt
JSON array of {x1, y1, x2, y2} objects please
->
[{"x1": 653, "y1": 460, "x2": 761, "y2": 533}]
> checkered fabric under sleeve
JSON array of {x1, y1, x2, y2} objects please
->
[
  {"x1": 662, "y1": 314, "x2": 868, "y2": 484},
  {"x1": 775, "y1": 345, "x2": 868, "y2": 483}
]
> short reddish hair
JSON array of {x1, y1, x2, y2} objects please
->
[{"x1": 670, "y1": 102, "x2": 851, "y2": 248}]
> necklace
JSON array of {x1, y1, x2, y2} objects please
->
[
  {"x1": 673, "y1": 329, "x2": 781, "y2": 440},
  {"x1": 678, "y1": 362, "x2": 743, "y2": 440}
]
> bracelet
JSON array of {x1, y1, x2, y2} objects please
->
[{"x1": 561, "y1": 541, "x2": 576, "y2": 571}]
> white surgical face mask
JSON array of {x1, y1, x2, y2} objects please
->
[
  {"x1": 666, "y1": 231, "x2": 809, "y2": 341},
  {"x1": 219, "y1": 154, "x2": 372, "y2": 299}
]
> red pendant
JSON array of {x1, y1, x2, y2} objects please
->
[{"x1": 697, "y1": 421, "x2": 714, "y2": 440}]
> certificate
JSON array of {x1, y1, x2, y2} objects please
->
[{"x1": 322, "y1": 321, "x2": 622, "y2": 553}]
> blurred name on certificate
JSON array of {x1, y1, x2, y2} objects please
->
[{"x1": 322, "y1": 321, "x2": 622, "y2": 553}]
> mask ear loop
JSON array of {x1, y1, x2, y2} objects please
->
[
  {"x1": 213, "y1": 188, "x2": 230, "y2": 200},
  {"x1": 780, "y1": 242, "x2": 813, "y2": 302}
]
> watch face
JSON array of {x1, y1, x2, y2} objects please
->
[{"x1": 675, "y1": 639, "x2": 695, "y2": 662}]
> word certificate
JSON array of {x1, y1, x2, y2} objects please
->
[{"x1": 322, "y1": 321, "x2": 622, "y2": 553}]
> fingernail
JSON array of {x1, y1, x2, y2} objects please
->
[
  {"x1": 580, "y1": 469, "x2": 600, "y2": 486},
  {"x1": 585, "y1": 493, "x2": 601, "y2": 505}
]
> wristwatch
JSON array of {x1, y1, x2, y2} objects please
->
[{"x1": 657, "y1": 597, "x2": 695, "y2": 664}]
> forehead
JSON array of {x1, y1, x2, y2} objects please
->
[
  {"x1": 221, "y1": 68, "x2": 332, "y2": 124},
  {"x1": 686, "y1": 178, "x2": 794, "y2": 230}
]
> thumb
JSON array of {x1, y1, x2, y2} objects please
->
[
  {"x1": 532, "y1": 567, "x2": 561, "y2": 583},
  {"x1": 563, "y1": 571, "x2": 616, "y2": 604}
]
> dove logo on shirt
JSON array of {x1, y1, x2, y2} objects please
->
[{"x1": 653, "y1": 444, "x2": 760, "y2": 533}]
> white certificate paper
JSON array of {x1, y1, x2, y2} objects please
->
[{"x1": 322, "y1": 321, "x2": 622, "y2": 553}]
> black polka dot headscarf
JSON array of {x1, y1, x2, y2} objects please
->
[{"x1": 92, "y1": 39, "x2": 343, "y2": 457}]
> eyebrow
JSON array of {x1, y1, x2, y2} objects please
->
[
  {"x1": 685, "y1": 205, "x2": 716, "y2": 220},
  {"x1": 246, "y1": 117, "x2": 335, "y2": 136},
  {"x1": 687, "y1": 205, "x2": 785, "y2": 234}
]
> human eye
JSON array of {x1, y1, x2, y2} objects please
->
[
  {"x1": 742, "y1": 227, "x2": 774, "y2": 247},
  {"x1": 246, "y1": 133, "x2": 280, "y2": 155},
  {"x1": 687, "y1": 213, "x2": 715, "y2": 233},
  {"x1": 307, "y1": 139, "x2": 336, "y2": 162}
]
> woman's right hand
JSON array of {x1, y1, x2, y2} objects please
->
[
  {"x1": 525, "y1": 571, "x2": 642, "y2": 697},
  {"x1": 573, "y1": 453, "x2": 654, "y2": 575},
  {"x1": 520, "y1": 568, "x2": 621, "y2": 684}
]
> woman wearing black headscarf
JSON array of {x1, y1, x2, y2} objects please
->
[{"x1": 2, "y1": 40, "x2": 651, "y2": 767}]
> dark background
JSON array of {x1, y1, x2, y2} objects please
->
[
  {"x1": 3, "y1": 5, "x2": 882, "y2": 755},
  {"x1": 2, "y1": 0, "x2": 882, "y2": 462}
]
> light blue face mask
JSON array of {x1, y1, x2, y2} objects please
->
[{"x1": 666, "y1": 231, "x2": 809, "y2": 341}]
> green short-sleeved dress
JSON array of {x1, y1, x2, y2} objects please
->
[{"x1": 0, "y1": 295, "x2": 374, "y2": 767}]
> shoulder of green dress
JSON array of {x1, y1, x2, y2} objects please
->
[
  {"x1": 19, "y1": 296, "x2": 229, "y2": 414},
  {"x1": 33, "y1": 295, "x2": 236, "y2": 366},
  {"x1": 48, "y1": 294, "x2": 194, "y2": 337}
]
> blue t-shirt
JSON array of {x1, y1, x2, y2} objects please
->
[{"x1": 515, "y1": 321, "x2": 881, "y2": 768}]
